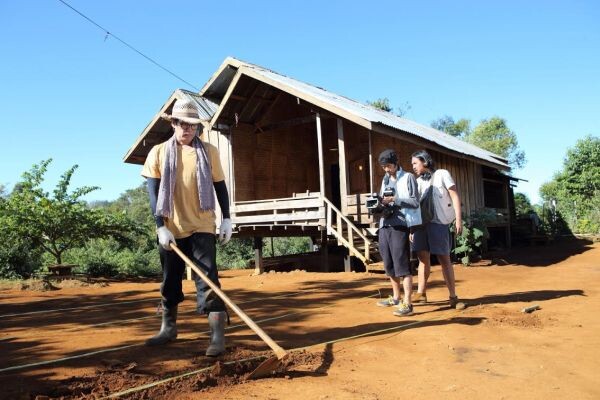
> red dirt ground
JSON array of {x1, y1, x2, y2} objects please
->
[{"x1": 1, "y1": 238, "x2": 598, "y2": 400}]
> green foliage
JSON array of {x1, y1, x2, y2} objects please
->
[
  {"x1": 0, "y1": 160, "x2": 144, "y2": 278},
  {"x1": 514, "y1": 192, "x2": 533, "y2": 217},
  {"x1": 11, "y1": 160, "x2": 144, "y2": 265},
  {"x1": 263, "y1": 237, "x2": 313, "y2": 257},
  {"x1": 368, "y1": 97, "x2": 411, "y2": 117},
  {"x1": 216, "y1": 238, "x2": 255, "y2": 269},
  {"x1": 540, "y1": 135, "x2": 600, "y2": 234},
  {"x1": 467, "y1": 117, "x2": 526, "y2": 169},
  {"x1": 431, "y1": 115, "x2": 526, "y2": 170},
  {"x1": 0, "y1": 224, "x2": 42, "y2": 279},
  {"x1": 431, "y1": 115, "x2": 471, "y2": 138},
  {"x1": 368, "y1": 97, "x2": 393, "y2": 112},
  {"x1": 80, "y1": 183, "x2": 161, "y2": 277},
  {"x1": 452, "y1": 209, "x2": 494, "y2": 266},
  {"x1": 63, "y1": 238, "x2": 161, "y2": 277},
  {"x1": 216, "y1": 236, "x2": 313, "y2": 269},
  {"x1": 1, "y1": 184, "x2": 42, "y2": 278}
]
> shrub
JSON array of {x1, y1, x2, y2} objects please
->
[{"x1": 452, "y1": 209, "x2": 494, "y2": 266}]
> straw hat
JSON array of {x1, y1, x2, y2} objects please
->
[{"x1": 161, "y1": 98, "x2": 205, "y2": 124}]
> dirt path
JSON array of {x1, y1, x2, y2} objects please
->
[{"x1": 1, "y1": 239, "x2": 598, "y2": 400}]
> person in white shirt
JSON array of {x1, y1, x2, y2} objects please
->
[{"x1": 410, "y1": 150, "x2": 465, "y2": 310}]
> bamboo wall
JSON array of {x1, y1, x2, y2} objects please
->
[
  {"x1": 342, "y1": 121, "x2": 371, "y2": 194},
  {"x1": 230, "y1": 123, "x2": 320, "y2": 201},
  {"x1": 432, "y1": 150, "x2": 485, "y2": 216},
  {"x1": 202, "y1": 128, "x2": 232, "y2": 221}
]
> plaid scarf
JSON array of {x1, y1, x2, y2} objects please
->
[{"x1": 156, "y1": 134, "x2": 214, "y2": 219}]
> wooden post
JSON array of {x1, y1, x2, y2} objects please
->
[
  {"x1": 337, "y1": 118, "x2": 349, "y2": 214},
  {"x1": 316, "y1": 113, "x2": 325, "y2": 198},
  {"x1": 368, "y1": 130, "x2": 374, "y2": 193},
  {"x1": 253, "y1": 237, "x2": 264, "y2": 275},
  {"x1": 504, "y1": 182, "x2": 512, "y2": 248},
  {"x1": 344, "y1": 255, "x2": 351, "y2": 272},
  {"x1": 320, "y1": 229, "x2": 329, "y2": 272},
  {"x1": 229, "y1": 126, "x2": 235, "y2": 203},
  {"x1": 345, "y1": 227, "x2": 353, "y2": 272}
]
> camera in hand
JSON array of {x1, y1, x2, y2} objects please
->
[
  {"x1": 382, "y1": 187, "x2": 395, "y2": 197},
  {"x1": 366, "y1": 187, "x2": 396, "y2": 217}
]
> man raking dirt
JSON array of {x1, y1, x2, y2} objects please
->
[{"x1": 141, "y1": 98, "x2": 233, "y2": 356}]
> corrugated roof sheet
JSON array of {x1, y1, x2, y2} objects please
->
[
  {"x1": 177, "y1": 89, "x2": 219, "y2": 120},
  {"x1": 223, "y1": 59, "x2": 509, "y2": 170}
]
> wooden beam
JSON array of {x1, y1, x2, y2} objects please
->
[
  {"x1": 228, "y1": 126, "x2": 235, "y2": 203},
  {"x1": 316, "y1": 113, "x2": 325, "y2": 197},
  {"x1": 253, "y1": 237, "x2": 264, "y2": 275},
  {"x1": 256, "y1": 92, "x2": 283, "y2": 127},
  {"x1": 209, "y1": 70, "x2": 243, "y2": 129},
  {"x1": 237, "y1": 82, "x2": 263, "y2": 120},
  {"x1": 368, "y1": 130, "x2": 374, "y2": 193},
  {"x1": 233, "y1": 210, "x2": 325, "y2": 224},
  {"x1": 337, "y1": 118, "x2": 349, "y2": 214},
  {"x1": 232, "y1": 198, "x2": 323, "y2": 213},
  {"x1": 320, "y1": 229, "x2": 329, "y2": 272},
  {"x1": 198, "y1": 57, "x2": 244, "y2": 97},
  {"x1": 255, "y1": 114, "x2": 316, "y2": 134}
]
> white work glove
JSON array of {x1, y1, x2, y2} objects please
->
[
  {"x1": 156, "y1": 226, "x2": 175, "y2": 250},
  {"x1": 219, "y1": 218, "x2": 233, "y2": 245}
]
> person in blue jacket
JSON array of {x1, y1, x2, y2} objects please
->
[{"x1": 374, "y1": 149, "x2": 421, "y2": 316}]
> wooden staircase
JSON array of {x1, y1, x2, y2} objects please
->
[{"x1": 322, "y1": 197, "x2": 377, "y2": 267}]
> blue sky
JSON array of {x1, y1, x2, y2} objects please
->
[{"x1": 1, "y1": 1, "x2": 598, "y2": 204}]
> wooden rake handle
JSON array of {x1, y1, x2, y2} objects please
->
[{"x1": 170, "y1": 243, "x2": 287, "y2": 359}]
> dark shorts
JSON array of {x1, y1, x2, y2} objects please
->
[
  {"x1": 378, "y1": 226, "x2": 410, "y2": 277},
  {"x1": 410, "y1": 223, "x2": 451, "y2": 255}
]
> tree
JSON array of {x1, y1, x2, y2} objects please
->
[
  {"x1": 467, "y1": 117, "x2": 526, "y2": 169},
  {"x1": 3, "y1": 159, "x2": 142, "y2": 266},
  {"x1": 0, "y1": 186, "x2": 43, "y2": 278},
  {"x1": 540, "y1": 135, "x2": 600, "y2": 233},
  {"x1": 368, "y1": 97, "x2": 411, "y2": 117},
  {"x1": 514, "y1": 192, "x2": 533, "y2": 217},
  {"x1": 431, "y1": 115, "x2": 471, "y2": 138},
  {"x1": 430, "y1": 115, "x2": 526, "y2": 170}
]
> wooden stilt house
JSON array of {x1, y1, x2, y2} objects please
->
[{"x1": 124, "y1": 57, "x2": 514, "y2": 272}]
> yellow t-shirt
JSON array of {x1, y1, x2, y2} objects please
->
[{"x1": 141, "y1": 140, "x2": 225, "y2": 238}]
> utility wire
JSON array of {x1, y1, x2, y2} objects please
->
[{"x1": 57, "y1": 0, "x2": 200, "y2": 91}]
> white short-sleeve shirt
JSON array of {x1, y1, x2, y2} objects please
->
[{"x1": 417, "y1": 169, "x2": 457, "y2": 225}]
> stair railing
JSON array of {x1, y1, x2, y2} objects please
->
[{"x1": 322, "y1": 197, "x2": 372, "y2": 264}]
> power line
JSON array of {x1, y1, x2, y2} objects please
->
[{"x1": 57, "y1": 0, "x2": 200, "y2": 91}]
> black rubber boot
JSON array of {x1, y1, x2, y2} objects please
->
[
  {"x1": 205, "y1": 311, "x2": 227, "y2": 356},
  {"x1": 145, "y1": 305, "x2": 178, "y2": 346}
]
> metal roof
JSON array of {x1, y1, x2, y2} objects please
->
[
  {"x1": 177, "y1": 89, "x2": 219, "y2": 120},
  {"x1": 210, "y1": 58, "x2": 509, "y2": 170}
]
